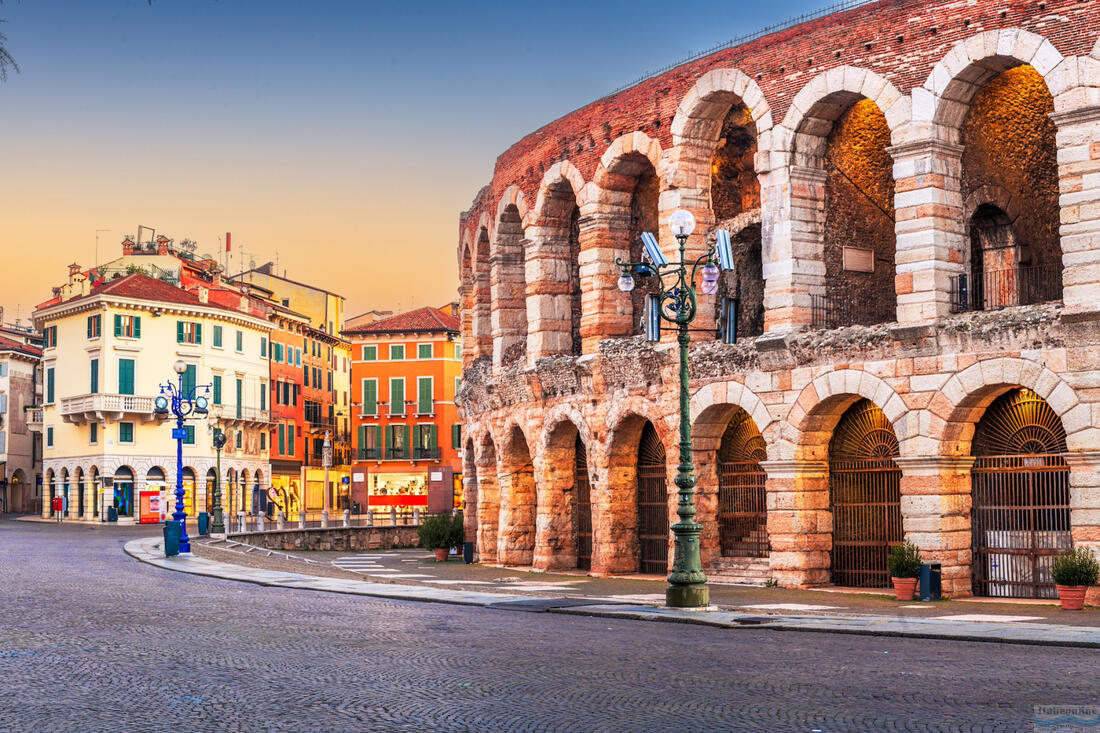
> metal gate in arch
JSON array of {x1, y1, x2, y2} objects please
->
[
  {"x1": 573, "y1": 436, "x2": 593, "y2": 571},
  {"x1": 971, "y1": 388, "x2": 1070, "y2": 599},
  {"x1": 829, "y1": 399, "x2": 902, "y2": 588},
  {"x1": 717, "y1": 410, "x2": 768, "y2": 557},
  {"x1": 637, "y1": 422, "x2": 668, "y2": 575}
]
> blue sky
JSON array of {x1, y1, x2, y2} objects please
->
[{"x1": 0, "y1": 0, "x2": 826, "y2": 318}]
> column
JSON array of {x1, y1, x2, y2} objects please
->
[
  {"x1": 1052, "y1": 106, "x2": 1100, "y2": 316},
  {"x1": 761, "y1": 166, "x2": 826, "y2": 331},
  {"x1": 894, "y1": 456, "x2": 974, "y2": 597},
  {"x1": 531, "y1": 446, "x2": 576, "y2": 571},
  {"x1": 888, "y1": 138, "x2": 965, "y2": 325},
  {"x1": 760, "y1": 459, "x2": 830, "y2": 587},
  {"x1": 577, "y1": 202, "x2": 632, "y2": 353}
]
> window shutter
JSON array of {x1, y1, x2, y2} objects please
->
[
  {"x1": 90, "y1": 359, "x2": 99, "y2": 394},
  {"x1": 87, "y1": 317, "x2": 92, "y2": 338},
  {"x1": 177, "y1": 321, "x2": 184, "y2": 343},
  {"x1": 213, "y1": 326, "x2": 222, "y2": 348},
  {"x1": 399, "y1": 425, "x2": 409, "y2": 459},
  {"x1": 47, "y1": 368, "x2": 55, "y2": 404},
  {"x1": 195, "y1": 323, "x2": 202, "y2": 345},
  {"x1": 428, "y1": 424, "x2": 438, "y2": 450},
  {"x1": 118, "y1": 359, "x2": 135, "y2": 396},
  {"x1": 260, "y1": 384, "x2": 266, "y2": 411},
  {"x1": 418, "y1": 377, "x2": 432, "y2": 414},
  {"x1": 133, "y1": 317, "x2": 141, "y2": 338},
  {"x1": 213, "y1": 375, "x2": 222, "y2": 405},
  {"x1": 182, "y1": 365, "x2": 197, "y2": 395},
  {"x1": 114, "y1": 314, "x2": 122, "y2": 337},
  {"x1": 288, "y1": 424, "x2": 295, "y2": 455},
  {"x1": 452, "y1": 423, "x2": 461, "y2": 450},
  {"x1": 278, "y1": 424, "x2": 285, "y2": 454}
]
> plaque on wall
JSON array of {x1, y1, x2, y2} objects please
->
[{"x1": 843, "y1": 246, "x2": 875, "y2": 273}]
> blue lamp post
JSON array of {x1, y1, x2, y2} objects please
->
[{"x1": 154, "y1": 359, "x2": 210, "y2": 553}]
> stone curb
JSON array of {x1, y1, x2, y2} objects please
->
[{"x1": 124, "y1": 537, "x2": 1100, "y2": 649}]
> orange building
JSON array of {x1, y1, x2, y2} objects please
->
[{"x1": 345, "y1": 306, "x2": 462, "y2": 517}]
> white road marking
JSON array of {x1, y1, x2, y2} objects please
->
[{"x1": 929, "y1": 614, "x2": 1044, "y2": 623}]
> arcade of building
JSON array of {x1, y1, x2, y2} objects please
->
[{"x1": 455, "y1": 1, "x2": 1100, "y2": 601}]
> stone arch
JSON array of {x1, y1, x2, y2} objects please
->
[
  {"x1": 788, "y1": 369, "x2": 910, "y2": 460},
  {"x1": 526, "y1": 162, "x2": 586, "y2": 359},
  {"x1": 938, "y1": 357, "x2": 1092, "y2": 454},
  {"x1": 671, "y1": 67, "x2": 773, "y2": 150},
  {"x1": 690, "y1": 379, "x2": 775, "y2": 454},
  {"x1": 474, "y1": 431, "x2": 500, "y2": 564},
  {"x1": 496, "y1": 423, "x2": 535, "y2": 565},
  {"x1": 920, "y1": 29, "x2": 1067, "y2": 133},
  {"x1": 496, "y1": 184, "x2": 529, "y2": 230},
  {"x1": 771, "y1": 67, "x2": 906, "y2": 331},
  {"x1": 964, "y1": 183, "x2": 1019, "y2": 224},
  {"x1": 585, "y1": 132, "x2": 664, "y2": 344},
  {"x1": 533, "y1": 409, "x2": 593, "y2": 571},
  {"x1": 9, "y1": 467, "x2": 26, "y2": 514},
  {"x1": 491, "y1": 201, "x2": 528, "y2": 369}
]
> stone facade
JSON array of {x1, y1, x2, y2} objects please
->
[{"x1": 456, "y1": 0, "x2": 1100, "y2": 601}]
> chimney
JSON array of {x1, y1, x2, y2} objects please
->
[
  {"x1": 197, "y1": 287, "x2": 209, "y2": 304},
  {"x1": 156, "y1": 235, "x2": 171, "y2": 255},
  {"x1": 122, "y1": 237, "x2": 135, "y2": 256}
]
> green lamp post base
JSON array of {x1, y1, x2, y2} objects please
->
[{"x1": 666, "y1": 584, "x2": 710, "y2": 608}]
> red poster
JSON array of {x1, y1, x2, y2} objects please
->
[
  {"x1": 367, "y1": 495, "x2": 428, "y2": 507},
  {"x1": 139, "y1": 491, "x2": 161, "y2": 524}
]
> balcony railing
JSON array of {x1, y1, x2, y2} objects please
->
[
  {"x1": 950, "y1": 265, "x2": 1063, "y2": 313},
  {"x1": 59, "y1": 393, "x2": 155, "y2": 424},
  {"x1": 25, "y1": 407, "x2": 43, "y2": 432},
  {"x1": 810, "y1": 294, "x2": 893, "y2": 330},
  {"x1": 357, "y1": 447, "x2": 382, "y2": 461},
  {"x1": 413, "y1": 446, "x2": 441, "y2": 461},
  {"x1": 209, "y1": 404, "x2": 272, "y2": 425}
]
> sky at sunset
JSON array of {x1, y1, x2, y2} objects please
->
[{"x1": 0, "y1": 0, "x2": 822, "y2": 322}]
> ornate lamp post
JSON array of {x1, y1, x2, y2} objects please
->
[
  {"x1": 616, "y1": 209, "x2": 735, "y2": 608},
  {"x1": 211, "y1": 429, "x2": 227, "y2": 534},
  {"x1": 154, "y1": 360, "x2": 211, "y2": 553}
]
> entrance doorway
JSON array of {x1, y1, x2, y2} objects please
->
[{"x1": 637, "y1": 422, "x2": 668, "y2": 575}]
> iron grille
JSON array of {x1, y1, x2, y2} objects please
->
[
  {"x1": 949, "y1": 264, "x2": 1062, "y2": 313},
  {"x1": 717, "y1": 410, "x2": 769, "y2": 558},
  {"x1": 810, "y1": 293, "x2": 893, "y2": 330},
  {"x1": 637, "y1": 422, "x2": 668, "y2": 575},
  {"x1": 573, "y1": 437, "x2": 593, "y2": 571}
]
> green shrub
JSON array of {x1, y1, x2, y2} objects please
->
[
  {"x1": 887, "y1": 540, "x2": 922, "y2": 579},
  {"x1": 450, "y1": 511, "x2": 465, "y2": 548},
  {"x1": 418, "y1": 513, "x2": 454, "y2": 550},
  {"x1": 1051, "y1": 547, "x2": 1100, "y2": 587}
]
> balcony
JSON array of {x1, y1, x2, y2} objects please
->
[
  {"x1": 209, "y1": 404, "x2": 272, "y2": 426},
  {"x1": 413, "y1": 446, "x2": 441, "y2": 461},
  {"x1": 357, "y1": 447, "x2": 382, "y2": 461},
  {"x1": 25, "y1": 407, "x2": 43, "y2": 432},
  {"x1": 59, "y1": 393, "x2": 156, "y2": 424},
  {"x1": 950, "y1": 264, "x2": 1062, "y2": 313}
]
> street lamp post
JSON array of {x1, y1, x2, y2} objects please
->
[
  {"x1": 211, "y1": 429, "x2": 227, "y2": 534},
  {"x1": 616, "y1": 209, "x2": 735, "y2": 609},
  {"x1": 154, "y1": 360, "x2": 211, "y2": 554}
]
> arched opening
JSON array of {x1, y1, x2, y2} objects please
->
[
  {"x1": 60, "y1": 469, "x2": 71, "y2": 518},
  {"x1": 473, "y1": 227, "x2": 492, "y2": 356},
  {"x1": 89, "y1": 467, "x2": 99, "y2": 518},
  {"x1": 828, "y1": 399, "x2": 901, "y2": 587},
  {"x1": 628, "y1": 163, "x2": 660, "y2": 337},
  {"x1": 113, "y1": 466, "x2": 135, "y2": 517},
  {"x1": 10, "y1": 468, "x2": 25, "y2": 513},
  {"x1": 182, "y1": 467, "x2": 197, "y2": 516},
  {"x1": 74, "y1": 468, "x2": 85, "y2": 518},
  {"x1": 460, "y1": 241, "x2": 476, "y2": 361},
  {"x1": 44, "y1": 469, "x2": 55, "y2": 518},
  {"x1": 240, "y1": 470, "x2": 250, "y2": 514},
  {"x1": 955, "y1": 65, "x2": 1061, "y2": 312},
  {"x1": 492, "y1": 204, "x2": 528, "y2": 368},
  {"x1": 715, "y1": 222, "x2": 764, "y2": 342},
  {"x1": 498, "y1": 427, "x2": 535, "y2": 566},
  {"x1": 205, "y1": 468, "x2": 217, "y2": 515},
  {"x1": 253, "y1": 469, "x2": 265, "y2": 516},
  {"x1": 819, "y1": 98, "x2": 896, "y2": 328},
  {"x1": 475, "y1": 436, "x2": 500, "y2": 563},
  {"x1": 462, "y1": 438, "x2": 478, "y2": 552},
  {"x1": 971, "y1": 388, "x2": 1070, "y2": 599},
  {"x1": 717, "y1": 409, "x2": 768, "y2": 558},
  {"x1": 147, "y1": 466, "x2": 167, "y2": 516},
  {"x1": 573, "y1": 435, "x2": 593, "y2": 570},
  {"x1": 529, "y1": 176, "x2": 583, "y2": 359},
  {"x1": 568, "y1": 206, "x2": 581, "y2": 355},
  {"x1": 637, "y1": 421, "x2": 668, "y2": 574}
]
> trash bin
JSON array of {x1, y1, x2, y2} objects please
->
[
  {"x1": 107, "y1": 506, "x2": 118, "y2": 523},
  {"x1": 463, "y1": 541, "x2": 474, "y2": 565},
  {"x1": 197, "y1": 512, "x2": 210, "y2": 537},
  {"x1": 920, "y1": 562, "x2": 942, "y2": 601},
  {"x1": 163, "y1": 520, "x2": 181, "y2": 558}
]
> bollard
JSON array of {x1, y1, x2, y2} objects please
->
[
  {"x1": 298, "y1": 510, "x2": 306, "y2": 529},
  {"x1": 342, "y1": 509, "x2": 350, "y2": 528},
  {"x1": 390, "y1": 506, "x2": 397, "y2": 526},
  {"x1": 276, "y1": 511, "x2": 285, "y2": 530},
  {"x1": 365, "y1": 511, "x2": 374, "y2": 527},
  {"x1": 321, "y1": 509, "x2": 330, "y2": 529},
  {"x1": 413, "y1": 508, "x2": 420, "y2": 525},
  {"x1": 257, "y1": 513, "x2": 265, "y2": 532},
  {"x1": 237, "y1": 511, "x2": 246, "y2": 533}
]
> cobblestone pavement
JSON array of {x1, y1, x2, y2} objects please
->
[{"x1": 2, "y1": 518, "x2": 1098, "y2": 733}]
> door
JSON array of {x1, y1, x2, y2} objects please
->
[
  {"x1": 829, "y1": 399, "x2": 902, "y2": 588},
  {"x1": 637, "y1": 422, "x2": 668, "y2": 575},
  {"x1": 717, "y1": 411, "x2": 768, "y2": 557}
]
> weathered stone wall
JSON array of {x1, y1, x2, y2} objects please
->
[{"x1": 229, "y1": 526, "x2": 419, "y2": 552}]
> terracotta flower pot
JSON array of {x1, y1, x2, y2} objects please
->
[
  {"x1": 433, "y1": 548, "x2": 448, "y2": 563},
  {"x1": 891, "y1": 576, "x2": 918, "y2": 601},
  {"x1": 1056, "y1": 585, "x2": 1087, "y2": 611}
]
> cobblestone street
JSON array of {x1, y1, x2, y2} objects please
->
[{"x1": 0, "y1": 519, "x2": 1097, "y2": 732}]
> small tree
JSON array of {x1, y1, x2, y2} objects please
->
[
  {"x1": 418, "y1": 513, "x2": 454, "y2": 551},
  {"x1": 1052, "y1": 547, "x2": 1099, "y2": 588},
  {"x1": 887, "y1": 540, "x2": 922, "y2": 579}
]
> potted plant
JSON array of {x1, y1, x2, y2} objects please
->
[
  {"x1": 1051, "y1": 546, "x2": 1099, "y2": 610},
  {"x1": 887, "y1": 540, "x2": 922, "y2": 601},
  {"x1": 418, "y1": 513, "x2": 455, "y2": 562}
]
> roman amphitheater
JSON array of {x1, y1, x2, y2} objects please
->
[{"x1": 455, "y1": 0, "x2": 1100, "y2": 600}]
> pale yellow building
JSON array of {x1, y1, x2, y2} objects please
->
[{"x1": 34, "y1": 272, "x2": 272, "y2": 523}]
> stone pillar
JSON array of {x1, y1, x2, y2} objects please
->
[
  {"x1": 524, "y1": 224, "x2": 572, "y2": 361},
  {"x1": 495, "y1": 468, "x2": 535, "y2": 567},
  {"x1": 660, "y1": 185, "x2": 720, "y2": 338},
  {"x1": 472, "y1": 268, "x2": 493, "y2": 359},
  {"x1": 577, "y1": 205, "x2": 632, "y2": 353},
  {"x1": 894, "y1": 456, "x2": 974, "y2": 597},
  {"x1": 1052, "y1": 106, "x2": 1100, "y2": 317},
  {"x1": 489, "y1": 223, "x2": 527, "y2": 369},
  {"x1": 298, "y1": 510, "x2": 306, "y2": 529},
  {"x1": 760, "y1": 460, "x2": 830, "y2": 587},
  {"x1": 1063, "y1": 451, "x2": 1100, "y2": 606},
  {"x1": 592, "y1": 446, "x2": 641, "y2": 576},
  {"x1": 531, "y1": 444, "x2": 577, "y2": 571},
  {"x1": 461, "y1": 470, "x2": 478, "y2": 558},
  {"x1": 888, "y1": 139, "x2": 965, "y2": 325},
  {"x1": 690, "y1": 443, "x2": 720, "y2": 572},
  {"x1": 41, "y1": 476, "x2": 51, "y2": 519},
  {"x1": 761, "y1": 166, "x2": 825, "y2": 331},
  {"x1": 475, "y1": 471, "x2": 500, "y2": 564}
]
